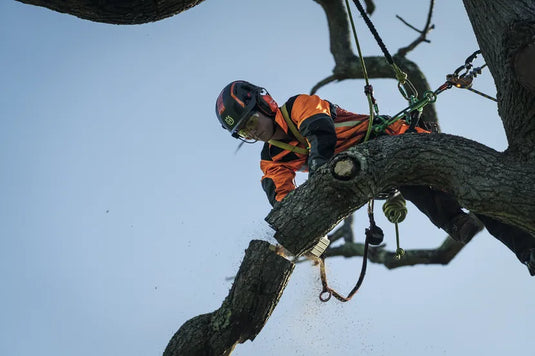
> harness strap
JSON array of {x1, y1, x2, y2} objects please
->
[
  {"x1": 267, "y1": 139, "x2": 309, "y2": 155},
  {"x1": 267, "y1": 104, "x2": 310, "y2": 155},
  {"x1": 280, "y1": 104, "x2": 309, "y2": 147}
]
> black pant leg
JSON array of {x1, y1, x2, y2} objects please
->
[
  {"x1": 475, "y1": 214, "x2": 535, "y2": 262},
  {"x1": 398, "y1": 185, "x2": 463, "y2": 229}
]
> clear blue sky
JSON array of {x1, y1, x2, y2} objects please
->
[{"x1": 1, "y1": 1, "x2": 533, "y2": 355}]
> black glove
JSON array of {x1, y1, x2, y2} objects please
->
[{"x1": 308, "y1": 157, "x2": 328, "y2": 176}]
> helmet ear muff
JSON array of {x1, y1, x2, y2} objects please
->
[{"x1": 256, "y1": 92, "x2": 278, "y2": 117}]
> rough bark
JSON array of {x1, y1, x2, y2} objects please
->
[
  {"x1": 164, "y1": 240, "x2": 294, "y2": 356},
  {"x1": 463, "y1": 0, "x2": 535, "y2": 160},
  {"x1": 16, "y1": 0, "x2": 205, "y2": 24},
  {"x1": 15, "y1": 0, "x2": 535, "y2": 354},
  {"x1": 266, "y1": 133, "x2": 535, "y2": 256}
]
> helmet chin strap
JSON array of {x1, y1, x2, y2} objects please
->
[{"x1": 234, "y1": 138, "x2": 257, "y2": 154}]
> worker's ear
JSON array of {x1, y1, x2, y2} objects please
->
[{"x1": 257, "y1": 92, "x2": 278, "y2": 117}]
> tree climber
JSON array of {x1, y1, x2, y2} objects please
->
[{"x1": 215, "y1": 80, "x2": 535, "y2": 276}]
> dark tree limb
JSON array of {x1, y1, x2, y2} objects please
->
[
  {"x1": 325, "y1": 235, "x2": 474, "y2": 269},
  {"x1": 164, "y1": 240, "x2": 294, "y2": 356},
  {"x1": 266, "y1": 133, "x2": 535, "y2": 256},
  {"x1": 310, "y1": 75, "x2": 339, "y2": 96},
  {"x1": 16, "y1": 0, "x2": 205, "y2": 24}
]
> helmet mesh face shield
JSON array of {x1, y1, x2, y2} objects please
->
[{"x1": 215, "y1": 81, "x2": 263, "y2": 137}]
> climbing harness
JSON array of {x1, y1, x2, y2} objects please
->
[{"x1": 268, "y1": 104, "x2": 310, "y2": 155}]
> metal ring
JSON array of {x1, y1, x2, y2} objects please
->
[
  {"x1": 424, "y1": 90, "x2": 437, "y2": 103},
  {"x1": 319, "y1": 290, "x2": 332, "y2": 302}
]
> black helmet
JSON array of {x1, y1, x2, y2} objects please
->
[{"x1": 215, "y1": 80, "x2": 278, "y2": 138}]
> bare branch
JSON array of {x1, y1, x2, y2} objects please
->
[
  {"x1": 324, "y1": 234, "x2": 477, "y2": 269},
  {"x1": 396, "y1": 0, "x2": 436, "y2": 57},
  {"x1": 310, "y1": 74, "x2": 341, "y2": 95},
  {"x1": 396, "y1": 15, "x2": 424, "y2": 34}
]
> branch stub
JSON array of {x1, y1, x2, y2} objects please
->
[{"x1": 331, "y1": 154, "x2": 361, "y2": 180}]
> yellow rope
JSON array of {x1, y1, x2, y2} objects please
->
[{"x1": 344, "y1": 0, "x2": 375, "y2": 142}]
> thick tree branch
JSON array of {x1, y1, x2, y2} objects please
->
[
  {"x1": 16, "y1": 0, "x2": 205, "y2": 24},
  {"x1": 164, "y1": 240, "x2": 294, "y2": 356},
  {"x1": 266, "y1": 133, "x2": 535, "y2": 256}
]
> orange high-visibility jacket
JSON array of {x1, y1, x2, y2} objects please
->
[{"x1": 260, "y1": 94, "x2": 426, "y2": 205}]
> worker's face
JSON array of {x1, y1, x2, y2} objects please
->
[{"x1": 237, "y1": 111, "x2": 275, "y2": 142}]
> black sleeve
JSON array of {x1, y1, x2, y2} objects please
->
[
  {"x1": 299, "y1": 114, "x2": 337, "y2": 174},
  {"x1": 261, "y1": 177, "x2": 277, "y2": 206}
]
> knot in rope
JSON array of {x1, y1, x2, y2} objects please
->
[
  {"x1": 393, "y1": 64, "x2": 418, "y2": 101},
  {"x1": 393, "y1": 64, "x2": 408, "y2": 85},
  {"x1": 382, "y1": 191, "x2": 407, "y2": 224}
]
